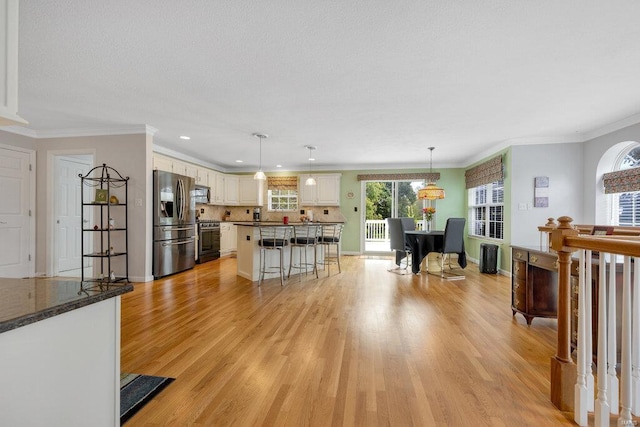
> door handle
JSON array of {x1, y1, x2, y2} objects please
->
[
  {"x1": 162, "y1": 227, "x2": 193, "y2": 232},
  {"x1": 162, "y1": 238, "x2": 194, "y2": 247}
]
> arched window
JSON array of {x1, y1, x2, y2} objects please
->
[{"x1": 610, "y1": 143, "x2": 640, "y2": 225}]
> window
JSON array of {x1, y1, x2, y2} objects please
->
[
  {"x1": 468, "y1": 180, "x2": 504, "y2": 239},
  {"x1": 268, "y1": 189, "x2": 298, "y2": 211},
  {"x1": 613, "y1": 144, "x2": 640, "y2": 226}
]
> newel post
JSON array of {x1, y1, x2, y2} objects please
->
[{"x1": 550, "y1": 216, "x2": 579, "y2": 410}]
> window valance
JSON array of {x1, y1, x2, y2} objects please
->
[
  {"x1": 603, "y1": 168, "x2": 640, "y2": 194},
  {"x1": 356, "y1": 172, "x2": 439, "y2": 181},
  {"x1": 267, "y1": 176, "x2": 298, "y2": 191},
  {"x1": 465, "y1": 155, "x2": 503, "y2": 189}
]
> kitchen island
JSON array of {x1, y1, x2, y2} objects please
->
[
  {"x1": 0, "y1": 278, "x2": 133, "y2": 427},
  {"x1": 234, "y1": 222, "x2": 343, "y2": 282}
]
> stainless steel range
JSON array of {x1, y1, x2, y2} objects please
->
[{"x1": 197, "y1": 220, "x2": 220, "y2": 263}]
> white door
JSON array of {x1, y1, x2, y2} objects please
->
[
  {"x1": 55, "y1": 156, "x2": 92, "y2": 275},
  {"x1": 0, "y1": 147, "x2": 32, "y2": 277}
]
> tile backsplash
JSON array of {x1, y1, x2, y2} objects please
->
[{"x1": 196, "y1": 204, "x2": 346, "y2": 223}]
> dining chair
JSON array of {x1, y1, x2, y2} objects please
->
[
  {"x1": 387, "y1": 217, "x2": 415, "y2": 274},
  {"x1": 258, "y1": 226, "x2": 291, "y2": 286},
  {"x1": 439, "y1": 217, "x2": 466, "y2": 280}
]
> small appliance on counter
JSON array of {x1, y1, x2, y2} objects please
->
[{"x1": 253, "y1": 207, "x2": 261, "y2": 221}]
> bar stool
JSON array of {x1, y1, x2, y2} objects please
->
[
  {"x1": 258, "y1": 226, "x2": 291, "y2": 286},
  {"x1": 288, "y1": 224, "x2": 320, "y2": 280},
  {"x1": 317, "y1": 224, "x2": 344, "y2": 275}
]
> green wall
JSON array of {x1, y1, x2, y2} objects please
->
[
  {"x1": 462, "y1": 147, "x2": 512, "y2": 272},
  {"x1": 266, "y1": 157, "x2": 513, "y2": 273},
  {"x1": 338, "y1": 167, "x2": 466, "y2": 253}
]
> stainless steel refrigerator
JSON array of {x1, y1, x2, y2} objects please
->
[{"x1": 153, "y1": 170, "x2": 196, "y2": 278}]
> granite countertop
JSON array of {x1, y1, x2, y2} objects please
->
[
  {"x1": 0, "y1": 279, "x2": 133, "y2": 334},
  {"x1": 233, "y1": 221, "x2": 344, "y2": 227}
]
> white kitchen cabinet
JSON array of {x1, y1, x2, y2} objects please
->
[
  {"x1": 0, "y1": 1, "x2": 27, "y2": 126},
  {"x1": 220, "y1": 223, "x2": 237, "y2": 255},
  {"x1": 153, "y1": 154, "x2": 174, "y2": 172},
  {"x1": 208, "y1": 171, "x2": 225, "y2": 205},
  {"x1": 224, "y1": 175, "x2": 239, "y2": 205},
  {"x1": 184, "y1": 163, "x2": 198, "y2": 180},
  {"x1": 238, "y1": 176, "x2": 264, "y2": 206},
  {"x1": 195, "y1": 167, "x2": 210, "y2": 186},
  {"x1": 299, "y1": 173, "x2": 341, "y2": 206}
]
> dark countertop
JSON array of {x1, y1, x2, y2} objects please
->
[
  {"x1": 0, "y1": 279, "x2": 133, "y2": 334},
  {"x1": 233, "y1": 221, "x2": 344, "y2": 227}
]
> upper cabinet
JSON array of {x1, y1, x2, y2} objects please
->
[
  {"x1": 0, "y1": 1, "x2": 27, "y2": 126},
  {"x1": 238, "y1": 176, "x2": 264, "y2": 206},
  {"x1": 153, "y1": 154, "x2": 174, "y2": 172},
  {"x1": 209, "y1": 171, "x2": 226, "y2": 205},
  {"x1": 299, "y1": 173, "x2": 341, "y2": 206},
  {"x1": 224, "y1": 175, "x2": 239, "y2": 205}
]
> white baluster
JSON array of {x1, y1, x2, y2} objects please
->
[
  {"x1": 594, "y1": 254, "x2": 609, "y2": 427},
  {"x1": 575, "y1": 249, "x2": 589, "y2": 426},
  {"x1": 586, "y1": 250, "x2": 595, "y2": 412},
  {"x1": 619, "y1": 256, "x2": 633, "y2": 424},
  {"x1": 609, "y1": 253, "x2": 619, "y2": 414},
  {"x1": 631, "y1": 258, "x2": 640, "y2": 416},
  {"x1": 633, "y1": 256, "x2": 640, "y2": 415}
]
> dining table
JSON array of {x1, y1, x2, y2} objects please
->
[{"x1": 400, "y1": 230, "x2": 467, "y2": 274}]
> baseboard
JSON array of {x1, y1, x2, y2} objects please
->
[{"x1": 129, "y1": 275, "x2": 153, "y2": 283}]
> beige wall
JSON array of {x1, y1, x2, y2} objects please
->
[
  {"x1": 34, "y1": 133, "x2": 153, "y2": 281},
  {"x1": 0, "y1": 130, "x2": 36, "y2": 149}
]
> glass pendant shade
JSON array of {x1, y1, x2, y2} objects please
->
[
  {"x1": 304, "y1": 145, "x2": 316, "y2": 186},
  {"x1": 418, "y1": 146, "x2": 445, "y2": 200},
  {"x1": 253, "y1": 133, "x2": 267, "y2": 180}
]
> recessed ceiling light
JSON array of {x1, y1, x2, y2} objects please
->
[
  {"x1": 276, "y1": 164, "x2": 282, "y2": 168},
  {"x1": 235, "y1": 160, "x2": 243, "y2": 163},
  {"x1": 309, "y1": 158, "x2": 315, "y2": 161},
  {"x1": 179, "y1": 135, "x2": 190, "y2": 140}
]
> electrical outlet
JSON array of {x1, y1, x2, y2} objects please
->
[
  {"x1": 246, "y1": 235, "x2": 250, "y2": 241},
  {"x1": 200, "y1": 208, "x2": 205, "y2": 214},
  {"x1": 134, "y1": 198, "x2": 142, "y2": 207},
  {"x1": 324, "y1": 209, "x2": 329, "y2": 215},
  {"x1": 246, "y1": 209, "x2": 250, "y2": 214},
  {"x1": 300, "y1": 209, "x2": 305, "y2": 214},
  {"x1": 354, "y1": 207, "x2": 358, "y2": 212}
]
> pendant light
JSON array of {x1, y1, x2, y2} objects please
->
[
  {"x1": 304, "y1": 145, "x2": 316, "y2": 186},
  {"x1": 253, "y1": 133, "x2": 267, "y2": 180},
  {"x1": 417, "y1": 147, "x2": 445, "y2": 200}
]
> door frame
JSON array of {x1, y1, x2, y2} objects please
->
[
  {"x1": 46, "y1": 149, "x2": 96, "y2": 277},
  {"x1": 0, "y1": 143, "x2": 36, "y2": 277}
]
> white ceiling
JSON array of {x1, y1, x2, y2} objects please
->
[{"x1": 11, "y1": 1, "x2": 640, "y2": 172}]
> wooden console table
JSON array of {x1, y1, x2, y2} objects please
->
[{"x1": 511, "y1": 245, "x2": 559, "y2": 325}]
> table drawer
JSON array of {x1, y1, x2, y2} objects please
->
[
  {"x1": 512, "y1": 283, "x2": 526, "y2": 311},
  {"x1": 513, "y1": 259, "x2": 527, "y2": 280},
  {"x1": 513, "y1": 249, "x2": 527, "y2": 262},
  {"x1": 528, "y1": 252, "x2": 557, "y2": 271}
]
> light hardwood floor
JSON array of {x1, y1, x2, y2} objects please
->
[{"x1": 121, "y1": 255, "x2": 576, "y2": 426}]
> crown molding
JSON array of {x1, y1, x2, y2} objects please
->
[
  {"x1": 0, "y1": 125, "x2": 38, "y2": 138},
  {"x1": 1, "y1": 124, "x2": 157, "y2": 139},
  {"x1": 153, "y1": 144, "x2": 226, "y2": 172},
  {"x1": 581, "y1": 111, "x2": 640, "y2": 141}
]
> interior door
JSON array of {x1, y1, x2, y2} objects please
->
[
  {"x1": 55, "y1": 156, "x2": 92, "y2": 275},
  {"x1": 0, "y1": 147, "x2": 32, "y2": 277}
]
